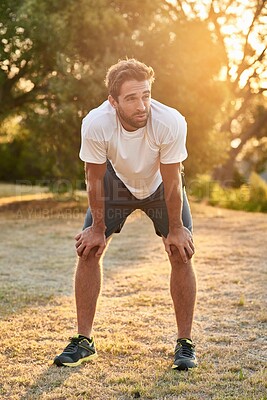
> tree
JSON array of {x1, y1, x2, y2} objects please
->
[
  {"x1": 0, "y1": 0, "x2": 65, "y2": 121},
  {"x1": 0, "y1": 0, "x2": 226, "y2": 183},
  {"x1": 169, "y1": 0, "x2": 267, "y2": 184},
  {"x1": 135, "y1": 14, "x2": 227, "y2": 177},
  {"x1": 0, "y1": 0, "x2": 166, "y2": 182},
  {"x1": 208, "y1": 0, "x2": 267, "y2": 184}
]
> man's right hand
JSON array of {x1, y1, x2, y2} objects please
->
[{"x1": 75, "y1": 226, "x2": 106, "y2": 258}]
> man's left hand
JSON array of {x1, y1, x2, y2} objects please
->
[{"x1": 163, "y1": 226, "x2": 195, "y2": 263}]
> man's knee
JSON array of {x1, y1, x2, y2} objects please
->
[
  {"x1": 77, "y1": 247, "x2": 102, "y2": 267},
  {"x1": 169, "y1": 245, "x2": 191, "y2": 267}
]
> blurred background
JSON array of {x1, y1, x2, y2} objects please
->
[{"x1": 0, "y1": 0, "x2": 266, "y2": 211}]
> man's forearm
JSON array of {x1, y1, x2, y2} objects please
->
[
  {"x1": 85, "y1": 162, "x2": 107, "y2": 232},
  {"x1": 161, "y1": 168, "x2": 184, "y2": 232},
  {"x1": 160, "y1": 163, "x2": 194, "y2": 261},
  {"x1": 87, "y1": 179, "x2": 106, "y2": 231}
]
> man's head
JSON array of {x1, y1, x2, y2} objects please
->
[
  {"x1": 105, "y1": 58, "x2": 155, "y2": 100},
  {"x1": 105, "y1": 58, "x2": 155, "y2": 131}
]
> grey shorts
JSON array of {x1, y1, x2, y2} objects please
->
[{"x1": 83, "y1": 161, "x2": 193, "y2": 238}]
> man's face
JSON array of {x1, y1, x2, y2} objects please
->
[{"x1": 109, "y1": 80, "x2": 151, "y2": 131}]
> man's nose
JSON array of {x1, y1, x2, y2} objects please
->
[{"x1": 137, "y1": 100, "x2": 146, "y2": 111}]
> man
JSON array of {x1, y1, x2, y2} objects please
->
[{"x1": 54, "y1": 58, "x2": 197, "y2": 371}]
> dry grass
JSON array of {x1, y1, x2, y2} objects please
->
[
  {"x1": 0, "y1": 182, "x2": 49, "y2": 199},
  {"x1": 0, "y1": 198, "x2": 266, "y2": 400}
]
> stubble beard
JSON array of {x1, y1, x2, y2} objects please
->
[{"x1": 117, "y1": 106, "x2": 149, "y2": 130}]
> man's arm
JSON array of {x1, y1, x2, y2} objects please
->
[
  {"x1": 75, "y1": 162, "x2": 107, "y2": 258},
  {"x1": 160, "y1": 162, "x2": 194, "y2": 263}
]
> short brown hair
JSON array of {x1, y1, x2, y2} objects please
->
[{"x1": 105, "y1": 58, "x2": 155, "y2": 100}]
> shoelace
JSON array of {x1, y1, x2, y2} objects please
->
[
  {"x1": 64, "y1": 337, "x2": 81, "y2": 352},
  {"x1": 175, "y1": 341, "x2": 195, "y2": 358}
]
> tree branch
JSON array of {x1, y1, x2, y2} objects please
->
[
  {"x1": 222, "y1": 0, "x2": 237, "y2": 15},
  {"x1": 0, "y1": 85, "x2": 44, "y2": 116},
  {"x1": 233, "y1": 108, "x2": 267, "y2": 155},
  {"x1": 248, "y1": 46, "x2": 267, "y2": 70},
  {"x1": 243, "y1": 0, "x2": 265, "y2": 57},
  {"x1": 164, "y1": 0, "x2": 187, "y2": 20},
  {"x1": 177, "y1": 0, "x2": 198, "y2": 18},
  {"x1": 235, "y1": 0, "x2": 266, "y2": 84},
  {"x1": 213, "y1": 107, "x2": 267, "y2": 183},
  {"x1": 208, "y1": 2, "x2": 231, "y2": 81},
  {"x1": 220, "y1": 89, "x2": 253, "y2": 133}
]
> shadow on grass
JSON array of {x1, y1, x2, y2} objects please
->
[
  {"x1": 19, "y1": 364, "x2": 80, "y2": 400},
  {"x1": 0, "y1": 287, "x2": 57, "y2": 320},
  {"x1": 18, "y1": 364, "x2": 194, "y2": 400}
]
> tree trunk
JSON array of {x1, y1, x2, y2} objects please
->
[{"x1": 213, "y1": 110, "x2": 267, "y2": 186}]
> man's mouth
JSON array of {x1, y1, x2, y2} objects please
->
[{"x1": 135, "y1": 113, "x2": 147, "y2": 119}]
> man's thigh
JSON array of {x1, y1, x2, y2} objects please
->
[{"x1": 142, "y1": 184, "x2": 193, "y2": 237}]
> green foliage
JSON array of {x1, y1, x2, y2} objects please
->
[
  {"x1": 189, "y1": 172, "x2": 267, "y2": 213},
  {"x1": 248, "y1": 172, "x2": 267, "y2": 212},
  {"x1": 0, "y1": 134, "x2": 49, "y2": 182},
  {"x1": 0, "y1": 0, "x2": 227, "y2": 183}
]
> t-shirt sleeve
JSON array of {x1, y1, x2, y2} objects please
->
[
  {"x1": 79, "y1": 120, "x2": 107, "y2": 164},
  {"x1": 159, "y1": 116, "x2": 188, "y2": 164}
]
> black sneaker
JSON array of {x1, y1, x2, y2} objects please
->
[
  {"x1": 54, "y1": 334, "x2": 97, "y2": 367},
  {"x1": 172, "y1": 338, "x2": 197, "y2": 371}
]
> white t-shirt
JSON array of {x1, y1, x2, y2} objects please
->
[{"x1": 79, "y1": 99, "x2": 188, "y2": 199}]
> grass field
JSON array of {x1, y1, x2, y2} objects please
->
[
  {"x1": 0, "y1": 197, "x2": 266, "y2": 400},
  {"x1": 0, "y1": 182, "x2": 53, "y2": 206},
  {"x1": 0, "y1": 182, "x2": 50, "y2": 198}
]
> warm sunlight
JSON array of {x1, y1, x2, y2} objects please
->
[
  {"x1": 1, "y1": 1, "x2": 267, "y2": 398},
  {"x1": 166, "y1": 0, "x2": 266, "y2": 88}
]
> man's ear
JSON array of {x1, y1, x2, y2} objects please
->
[{"x1": 108, "y1": 95, "x2": 118, "y2": 109}]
